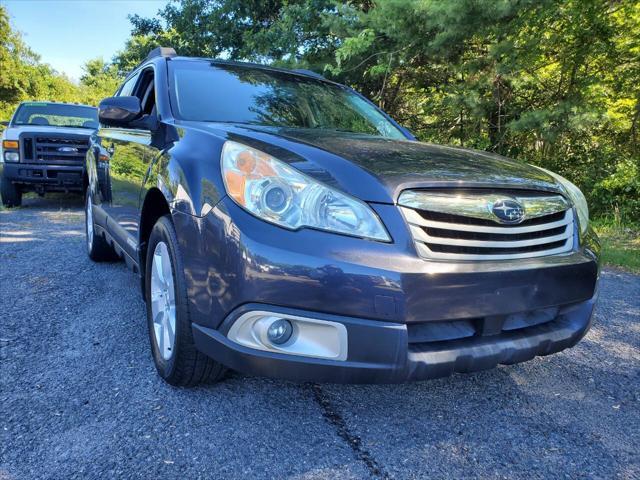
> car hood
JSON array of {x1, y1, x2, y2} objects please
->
[
  {"x1": 188, "y1": 122, "x2": 563, "y2": 203},
  {"x1": 2, "y1": 125, "x2": 94, "y2": 140}
]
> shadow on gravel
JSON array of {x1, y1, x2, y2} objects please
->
[
  {"x1": 16, "y1": 192, "x2": 84, "y2": 210},
  {"x1": 0, "y1": 194, "x2": 84, "y2": 244}
]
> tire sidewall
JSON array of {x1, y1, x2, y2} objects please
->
[
  {"x1": 145, "y1": 216, "x2": 188, "y2": 381},
  {"x1": 1, "y1": 177, "x2": 21, "y2": 207}
]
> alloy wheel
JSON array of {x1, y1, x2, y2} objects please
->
[{"x1": 150, "y1": 241, "x2": 176, "y2": 360}]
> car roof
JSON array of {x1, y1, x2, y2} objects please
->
[
  {"x1": 171, "y1": 56, "x2": 326, "y2": 80},
  {"x1": 134, "y1": 54, "x2": 330, "y2": 85}
]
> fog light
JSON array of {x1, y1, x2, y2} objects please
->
[
  {"x1": 227, "y1": 310, "x2": 348, "y2": 361},
  {"x1": 267, "y1": 319, "x2": 293, "y2": 345}
]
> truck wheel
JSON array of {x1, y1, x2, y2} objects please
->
[
  {"x1": 85, "y1": 189, "x2": 116, "y2": 261},
  {"x1": 1, "y1": 178, "x2": 22, "y2": 207},
  {"x1": 145, "y1": 215, "x2": 226, "y2": 386}
]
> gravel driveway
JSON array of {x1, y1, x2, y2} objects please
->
[{"x1": 1, "y1": 197, "x2": 639, "y2": 479}]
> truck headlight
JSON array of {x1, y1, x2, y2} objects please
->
[
  {"x1": 4, "y1": 151, "x2": 19, "y2": 162},
  {"x1": 221, "y1": 140, "x2": 390, "y2": 241},
  {"x1": 538, "y1": 167, "x2": 589, "y2": 235}
]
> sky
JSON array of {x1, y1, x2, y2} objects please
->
[{"x1": 3, "y1": 0, "x2": 169, "y2": 81}]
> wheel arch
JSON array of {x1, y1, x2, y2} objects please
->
[{"x1": 138, "y1": 187, "x2": 172, "y2": 296}]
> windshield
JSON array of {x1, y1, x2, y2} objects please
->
[
  {"x1": 170, "y1": 62, "x2": 405, "y2": 139},
  {"x1": 12, "y1": 102, "x2": 98, "y2": 129}
]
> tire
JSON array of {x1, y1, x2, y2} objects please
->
[
  {"x1": 1, "y1": 177, "x2": 22, "y2": 207},
  {"x1": 145, "y1": 215, "x2": 226, "y2": 386},
  {"x1": 85, "y1": 188, "x2": 117, "y2": 261}
]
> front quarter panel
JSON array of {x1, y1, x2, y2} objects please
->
[{"x1": 146, "y1": 125, "x2": 228, "y2": 217}]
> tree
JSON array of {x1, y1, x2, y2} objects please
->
[
  {"x1": 79, "y1": 58, "x2": 121, "y2": 103},
  {"x1": 2, "y1": 1, "x2": 637, "y2": 221},
  {"x1": 0, "y1": 5, "x2": 118, "y2": 121},
  {"x1": 0, "y1": 5, "x2": 54, "y2": 118},
  {"x1": 115, "y1": 0, "x2": 640, "y2": 220},
  {"x1": 0, "y1": 3, "x2": 126, "y2": 126}
]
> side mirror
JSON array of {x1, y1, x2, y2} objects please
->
[
  {"x1": 98, "y1": 96, "x2": 141, "y2": 127},
  {"x1": 0, "y1": 121, "x2": 9, "y2": 126}
]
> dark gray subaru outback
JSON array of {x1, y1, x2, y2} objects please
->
[{"x1": 85, "y1": 47, "x2": 600, "y2": 386}]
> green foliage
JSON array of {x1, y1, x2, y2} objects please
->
[
  {"x1": 592, "y1": 160, "x2": 640, "y2": 222},
  {"x1": 0, "y1": 5, "x2": 122, "y2": 124},
  {"x1": 79, "y1": 58, "x2": 121, "y2": 102},
  {"x1": 123, "y1": 0, "x2": 339, "y2": 67},
  {"x1": 117, "y1": 0, "x2": 640, "y2": 222},
  {"x1": 592, "y1": 217, "x2": 640, "y2": 272},
  {"x1": 2, "y1": 1, "x2": 638, "y2": 223},
  {"x1": 112, "y1": 28, "x2": 183, "y2": 74}
]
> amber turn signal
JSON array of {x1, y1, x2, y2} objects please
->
[{"x1": 2, "y1": 140, "x2": 19, "y2": 150}]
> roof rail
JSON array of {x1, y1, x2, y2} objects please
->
[
  {"x1": 293, "y1": 69, "x2": 325, "y2": 80},
  {"x1": 146, "y1": 47, "x2": 177, "y2": 60}
]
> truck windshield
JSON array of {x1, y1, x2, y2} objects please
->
[
  {"x1": 170, "y1": 62, "x2": 405, "y2": 139},
  {"x1": 12, "y1": 103, "x2": 98, "y2": 129}
]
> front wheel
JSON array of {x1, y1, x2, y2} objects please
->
[
  {"x1": 1, "y1": 177, "x2": 22, "y2": 207},
  {"x1": 145, "y1": 215, "x2": 225, "y2": 386}
]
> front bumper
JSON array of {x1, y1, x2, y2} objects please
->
[
  {"x1": 174, "y1": 197, "x2": 600, "y2": 383},
  {"x1": 193, "y1": 297, "x2": 596, "y2": 383},
  {"x1": 1, "y1": 162, "x2": 84, "y2": 191}
]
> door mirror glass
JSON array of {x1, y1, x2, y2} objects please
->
[{"x1": 98, "y1": 96, "x2": 142, "y2": 127}]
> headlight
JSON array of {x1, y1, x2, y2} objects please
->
[
  {"x1": 538, "y1": 167, "x2": 589, "y2": 234},
  {"x1": 221, "y1": 140, "x2": 391, "y2": 241},
  {"x1": 4, "y1": 151, "x2": 19, "y2": 162}
]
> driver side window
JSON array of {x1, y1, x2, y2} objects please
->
[
  {"x1": 118, "y1": 68, "x2": 157, "y2": 131},
  {"x1": 118, "y1": 73, "x2": 140, "y2": 97},
  {"x1": 133, "y1": 69, "x2": 157, "y2": 124}
]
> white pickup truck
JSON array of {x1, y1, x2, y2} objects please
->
[{"x1": 0, "y1": 101, "x2": 98, "y2": 207}]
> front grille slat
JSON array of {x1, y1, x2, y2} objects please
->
[
  {"x1": 414, "y1": 239, "x2": 572, "y2": 261},
  {"x1": 424, "y1": 225, "x2": 567, "y2": 241},
  {"x1": 410, "y1": 224, "x2": 572, "y2": 248},
  {"x1": 417, "y1": 209, "x2": 567, "y2": 227},
  {"x1": 401, "y1": 207, "x2": 573, "y2": 234},
  {"x1": 427, "y1": 239, "x2": 567, "y2": 255},
  {"x1": 37, "y1": 150, "x2": 87, "y2": 157},
  {"x1": 399, "y1": 190, "x2": 576, "y2": 261}
]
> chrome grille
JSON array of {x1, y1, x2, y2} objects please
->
[
  {"x1": 33, "y1": 136, "x2": 89, "y2": 165},
  {"x1": 399, "y1": 190, "x2": 575, "y2": 260}
]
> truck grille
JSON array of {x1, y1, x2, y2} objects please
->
[
  {"x1": 399, "y1": 190, "x2": 575, "y2": 261},
  {"x1": 29, "y1": 136, "x2": 89, "y2": 165}
]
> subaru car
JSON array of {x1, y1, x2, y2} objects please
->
[{"x1": 85, "y1": 47, "x2": 600, "y2": 386}]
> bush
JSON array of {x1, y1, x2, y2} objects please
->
[{"x1": 591, "y1": 159, "x2": 640, "y2": 223}]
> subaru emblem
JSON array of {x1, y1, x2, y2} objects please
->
[{"x1": 491, "y1": 199, "x2": 525, "y2": 224}]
